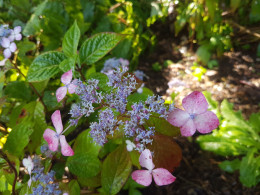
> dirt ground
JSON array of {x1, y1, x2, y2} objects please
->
[{"x1": 137, "y1": 18, "x2": 260, "y2": 195}]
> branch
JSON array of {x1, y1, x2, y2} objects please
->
[
  {"x1": 0, "y1": 150, "x2": 17, "y2": 195},
  {"x1": 226, "y1": 20, "x2": 260, "y2": 39}
]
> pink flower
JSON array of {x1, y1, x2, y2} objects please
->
[
  {"x1": 56, "y1": 70, "x2": 76, "y2": 102},
  {"x1": 167, "y1": 91, "x2": 219, "y2": 136},
  {"x1": 43, "y1": 110, "x2": 74, "y2": 156},
  {"x1": 1, "y1": 37, "x2": 16, "y2": 59},
  {"x1": 8, "y1": 26, "x2": 22, "y2": 42},
  {"x1": 132, "y1": 149, "x2": 176, "y2": 186}
]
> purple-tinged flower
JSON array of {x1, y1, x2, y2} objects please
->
[
  {"x1": 0, "y1": 58, "x2": 7, "y2": 66},
  {"x1": 132, "y1": 149, "x2": 176, "y2": 186},
  {"x1": 8, "y1": 26, "x2": 22, "y2": 42},
  {"x1": 56, "y1": 70, "x2": 77, "y2": 102},
  {"x1": 43, "y1": 110, "x2": 74, "y2": 156},
  {"x1": 134, "y1": 70, "x2": 147, "y2": 81},
  {"x1": 90, "y1": 108, "x2": 117, "y2": 145},
  {"x1": 1, "y1": 37, "x2": 16, "y2": 58},
  {"x1": 167, "y1": 91, "x2": 219, "y2": 136}
]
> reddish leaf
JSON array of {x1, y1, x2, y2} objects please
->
[{"x1": 147, "y1": 134, "x2": 182, "y2": 172}]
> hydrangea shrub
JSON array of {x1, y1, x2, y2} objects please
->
[{"x1": 0, "y1": 21, "x2": 220, "y2": 194}]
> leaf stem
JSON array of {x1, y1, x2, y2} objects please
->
[
  {"x1": 0, "y1": 150, "x2": 17, "y2": 195},
  {"x1": 11, "y1": 52, "x2": 48, "y2": 112}
]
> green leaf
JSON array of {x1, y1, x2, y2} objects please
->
[
  {"x1": 146, "y1": 114, "x2": 180, "y2": 137},
  {"x1": 79, "y1": 32, "x2": 123, "y2": 65},
  {"x1": 68, "y1": 180, "x2": 80, "y2": 195},
  {"x1": 249, "y1": 112, "x2": 260, "y2": 132},
  {"x1": 127, "y1": 88, "x2": 154, "y2": 109},
  {"x1": 88, "y1": 73, "x2": 112, "y2": 93},
  {"x1": 27, "y1": 51, "x2": 66, "y2": 82},
  {"x1": 73, "y1": 130, "x2": 101, "y2": 156},
  {"x1": 4, "y1": 81, "x2": 32, "y2": 101},
  {"x1": 27, "y1": 101, "x2": 47, "y2": 152},
  {"x1": 101, "y1": 145, "x2": 132, "y2": 195},
  {"x1": 4, "y1": 123, "x2": 33, "y2": 157},
  {"x1": 78, "y1": 173, "x2": 101, "y2": 188},
  {"x1": 196, "y1": 45, "x2": 212, "y2": 65},
  {"x1": 219, "y1": 159, "x2": 241, "y2": 173},
  {"x1": 59, "y1": 57, "x2": 76, "y2": 72},
  {"x1": 239, "y1": 149, "x2": 260, "y2": 187},
  {"x1": 67, "y1": 153, "x2": 101, "y2": 178},
  {"x1": 62, "y1": 21, "x2": 80, "y2": 57},
  {"x1": 221, "y1": 99, "x2": 250, "y2": 129}
]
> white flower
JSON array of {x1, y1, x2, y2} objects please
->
[{"x1": 126, "y1": 140, "x2": 136, "y2": 152}]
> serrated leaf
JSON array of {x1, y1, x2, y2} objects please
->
[
  {"x1": 59, "y1": 57, "x2": 76, "y2": 72},
  {"x1": 73, "y1": 130, "x2": 101, "y2": 156},
  {"x1": 62, "y1": 21, "x2": 80, "y2": 57},
  {"x1": 101, "y1": 145, "x2": 132, "y2": 195},
  {"x1": 219, "y1": 159, "x2": 241, "y2": 173},
  {"x1": 68, "y1": 180, "x2": 80, "y2": 195},
  {"x1": 67, "y1": 153, "x2": 101, "y2": 178},
  {"x1": 147, "y1": 134, "x2": 182, "y2": 172},
  {"x1": 88, "y1": 73, "x2": 112, "y2": 92},
  {"x1": 4, "y1": 123, "x2": 33, "y2": 157},
  {"x1": 27, "y1": 51, "x2": 66, "y2": 82},
  {"x1": 4, "y1": 81, "x2": 32, "y2": 101},
  {"x1": 78, "y1": 173, "x2": 101, "y2": 188},
  {"x1": 27, "y1": 102, "x2": 47, "y2": 152},
  {"x1": 146, "y1": 114, "x2": 180, "y2": 137},
  {"x1": 79, "y1": 32, "x2": 123, "y2": 65}
]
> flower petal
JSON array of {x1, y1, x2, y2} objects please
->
[
  {"x1": 15, "y1": 33, "x2": 22, "y2": 41},
  {"x1": 0, "y1": 58, "x2": 7, "y2": 66},
  {"x1": 132, "y1": 170, "x2": 152, "y2": 186},
  {"x1": 3, "y1": 49, "x2": 11, "y2": 59},
  {"x1": 139, "y1": 149, "x2": 155, "y2": 171},
  {"x1": 167, "y1": 108, "x2": 190, "y2": 127},
  {"x1": 43, "y1": 128, "x2": 59, "y2": 152},
  {"x1": 182, "y1": 91, "x2": 208, "y2": 114},
  {"x1": 67, "y1": 83, "x2": 76, "y2": 94},
  {"x1": 194, "y1": 111, "x2": 219, "y2": 134},
  {"x1": 51, "y1": 110, "x2": 63, "y2": 134},
  {"x1": 56, "y1": 86, "x2": 67, "y2": 102},
  {"x1": 9, "y1": 42, "x2": 17, "y2": 52},
  {"x1": 1, "y1": 37, "x2": 10, "y2": 48},
  {"x1": 61, "y1": 70, "x2": 72, "y2": 85},
  {"x1": 14, "y1": 26, "x2": 21, "y2": 34},
  {"x1": 180, "y1": 118, "x2": 196, "y2": 136},
  {"x1": 152, "y1": 168, "x2": 176, "y2": 186},
  {"x1": 59, "y1": 135, "x2": 74, "y2": 156}
]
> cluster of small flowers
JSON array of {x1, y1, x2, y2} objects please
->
[
  {"x1": 40, "y1": 144, "x2": 53, "y2": 158},
  {"x1": 102, "y1": 57, "x2": 147, "y2": 82},
  {"x1": 101, "y1": 57, "x2": 129, "y2": 75},
  {"x1": 0, "y1": 25, "x2": 22, "y2": 66},
  {"x1": 106, "y1": 66, "x2": 137, "y2": 113},
  {"x1": 89, "y1": 108, "x2": 118, "y2": 145},
  {"x1": 69, "y1": 64, "x2": 173, "y2": 151},
  {"x1": 27, "y1": 156, "x2": 62, "y2": 195},
  {"x1": 123, "y1": 95, "x2": 174, "y2": 151},
  {"x1": 69, "y1": 79, "x2": 103, "y2": 125}
]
